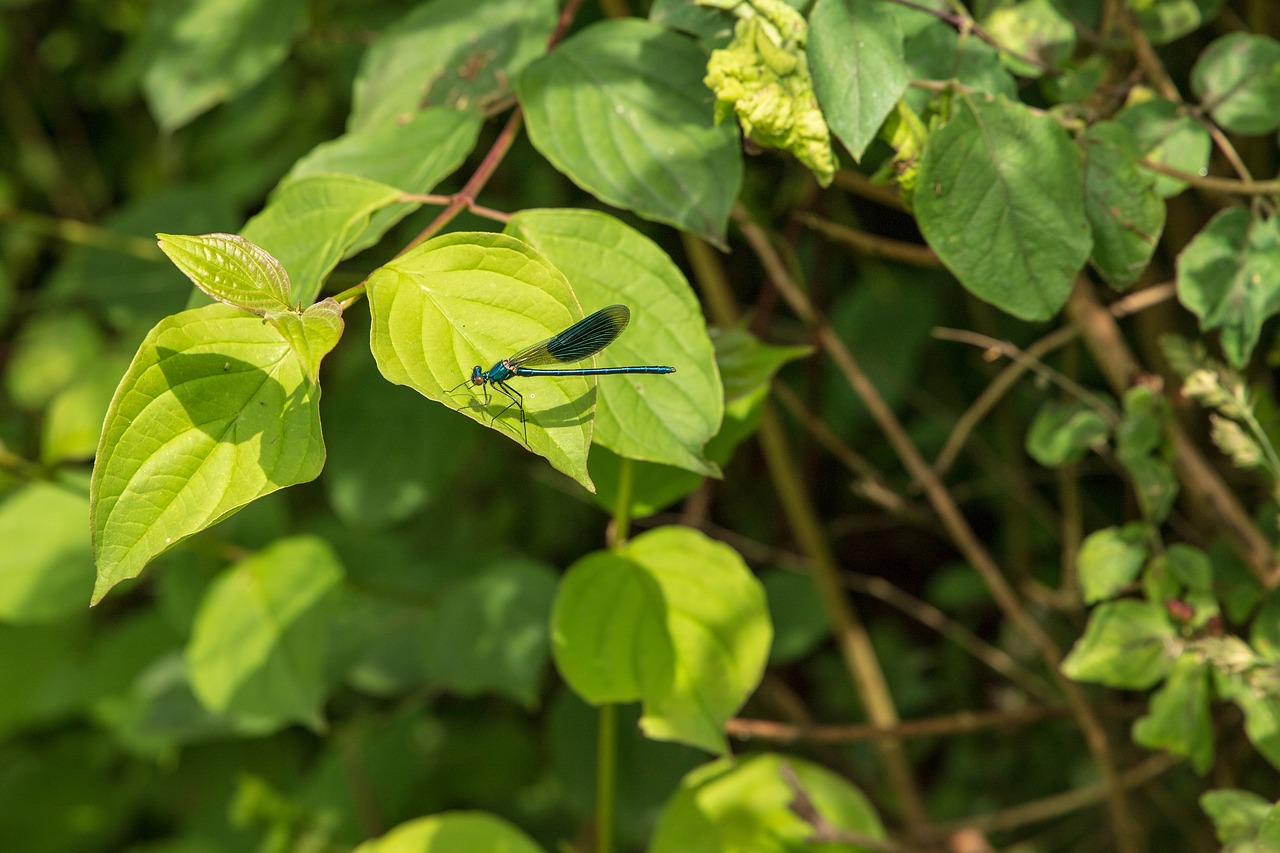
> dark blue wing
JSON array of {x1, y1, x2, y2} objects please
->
[{"x1": 507, "y1": 305, "x2": 630, "y2": 367}]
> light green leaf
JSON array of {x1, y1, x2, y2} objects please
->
[
  {"x1": 240, "y1": 174, "x2": 406, "y2": 307},
  {"x1": 287, "y1": 106, "x2": 484, "y2": 255},
  {"x1": 914, "y1": 94, "x2": 1091, "y2": 321},
  {"x1": 1191, "y1": 32, "x2": 1280, "y2": 135},
  {"x1": 1124, "y1": 455, "x2": 1179, "y2": 524},
  {"x1": 158, "y1": 232, "x2": 291, "y2": 314},
  {"x1": 353, "y1": 812, "x2": 545, "y2": 853},
  {"x1": 1176, "y1": 207, "x2": 1280, "y2": 368},
  {"x1": 141, "y1": 0, "x2": 308, "y2": 131},
  {"x1": 1077, "y1": 523, "x2": 1149, "y2": 604},
  {"x1": 518, "y1": 18, "x2": 743, "y2": 246},
  {"x1": 1083, "y1": 121, "x2": 1166, "y2": 289},
  {"x1": 551, "y1": 526, "x2": 771, "y2": 754},
  {"x1": 422, "y1": 560, "x2": 557, "y2": 706},
  {"x1": 186, "y1": 536, "x2": 342, "y2": 729},
  {"x1": 1026, "y1": 400, "x2": 1111, "y2": 467},
  {"x1": 90, "y1": 304, "x2": 329, "y2": 603},
  {"x1": 810, "y1": 0, "x2": 907, "y2": 162},
  {"x1": 1132, "y1": 655, "x2": 1214, "y2": 774},
  {"x1": 1200, "y1": 789, "x2": 1275, "y2": 846},
  {"x1": 1061, "y1": 600, "x2": 1175, "y2": 688},
  {"x1": 651, "y1": 754, "x2": 885, "y2": 852},
  {"x1": 0, "y1": 483, "x2": 94, "y2": 623},
  {"x1": 714, "y1": 326, "x2": 811, "y2": 403},
  {"x1": 1114, "y1": 98, "x2": 1212, "y2": 197},
  {"x1": 366, "y1": 231, "x2": 594, "y2": 489},
  {"x1": 505, "y1": 209, "x2": 722, "y2": 475},
  {"x1": 267, "y1": 298, "x2": 344, "y2": 383}
]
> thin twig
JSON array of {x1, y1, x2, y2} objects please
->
[
  {"x1": 795, "y1": 212, "x2": 943, "y2": 268},
  {"x1": 728, "y1": 704, "x2": 1072, "y2": 743},
  {"x1": 735, "y1": 206, "x2": 1140, "y2": 853}
]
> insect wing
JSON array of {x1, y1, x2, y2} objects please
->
[{"x1": 509, "y1": 304, "x2": 631, "y2": 367}]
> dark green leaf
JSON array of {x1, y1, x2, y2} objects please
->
[
  {"x1": 1113, "y1": 98, "x2": 1211, "y2": 197},
  {"x1": 1176, "y1": 207, "x2": 1280, "y2": 367},
  {"x1": 518, "y1": 18, "x2": 743, "y2": 246},
  {"x1": 1082, "y1": 121, "x2": 1166, "y2": 289},
  {"x1": 809, "y1": 0, "x2": 908, "y2": 161},
  {"x1": 914, "y1": 95, "x2": 1091, "y2": 321},
  {"x1": 1191, "y1": 33, "x2": 1280, "y2": 135}
]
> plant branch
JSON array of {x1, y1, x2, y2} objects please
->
[
  {"x1": 735, "y1": 206, "x2": 1140, "y2": 853},
  {"x1": 727, "y1": 703, "x2": 1073, "y2": 743},
  {"x1": 794, "y1": 212, "x2": 943, "y2": 268}
]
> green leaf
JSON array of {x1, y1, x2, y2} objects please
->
[
  {"x1": 1132, "y1": 655, "x2": 1214, "y2": 774},
  {"x1": 1134, "y1": 0, "x2": 1225, "y2": 45},
  {"x1": 1200, "y1": 789, "x2": 1275, "y2": 845},
  {"x1": 1113, "y1": 98, "x2": 1212, "y2": 197},
  {"x1": 1077, "y1": 523, "x2": 1149, "y2": 604},
  {"x1": 157, "y1": 233, "x2": 292, "y2": 314},
  {"x1": 422, "y1": 560, "x2": 557, "y2": 706},
  {"x1": 287, "y1": 106, "x2": 484, "y2": 255},
  {"x1": 1026, "y1": 400, "x2": 1111, "y2": 467},
  {"x1": 141, "y1": 0, "x2": 308, "y2": 131},
  {"x1": 185, "y1": 536, "x2": 343, "y2": 730},
  {"x1": 914, "y1": 94, "x2": 1091, "y2": 321},
  {"x1": 267, "y1": 299, "x2": 345, "y2": 383},
  {"x1": 0, "y1": 483, "x2": 94, "y2": 623},
  {"x1": 981, "y1": 0, "x2": 1075, "y2": 76},
  {"x1": 353, "y1": 812, "x2": 545, "y2": 853},
  {"x1": 714, "y1": 327, "x2": 811, "y2": 403},
  {"x1": 650, "y1": 754, "x2": 885, "y2": 852},
  {"x1": 1191, "y1": 33, "x2": 1280, "y2": 135},
  {"x1": 551, "y1": 526, "x2": 771, "y2": 754},
  {"x1": 901, "y1": 18, "x2": 1017, "y2": 114},
  {"x1": 518, "y1": 18, "x2": 743, "y2": 246},
  {"x1": 366, "y1": 231, "x2": 595, "y2": 490},
  {"x1": 505, "y1": 209, "x2": 722, "y2": 475},
  {"x1": 90, "y1": 304, "x2": 329, "y2": 603},
  {"x1": 1176, "y1": 207, "x2": 1280, "y2": 367},
  {"x1": 1061, "y1": 599, "x2": 1175, "y2": 688},
  {"x1": 240, "y1": 174, "x2": 406, "y2": 307},
  {"x1": 1082, "y1": 121, "x2": 1166, "y2": 289},
  {"x1": 349, "y1": 0, "x2": 558, "y2": 131},
  {"x1": 1160, "y1": 543, "x2": 1214, "y2": 593},
  {"x1": 1252, "y1": 587, "x2": 1280, "y2": 661},
  {"x1": 809, "y1": 0, "x2": 908, "y2": 161}
]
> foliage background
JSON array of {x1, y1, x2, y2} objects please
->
[{"x1": 2, "y1": 0, "x2": 1280, "y2": 851}]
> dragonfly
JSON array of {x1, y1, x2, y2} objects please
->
[{"x1": 451, "y1": 304, "x2": 675, "y2": 442}]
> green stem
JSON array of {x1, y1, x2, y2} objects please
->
[{"x1": 595, "y1": 701, "x2": 618, "y2": 853}]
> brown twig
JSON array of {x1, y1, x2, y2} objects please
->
[
  {"x1": 728, "y1": 704, "x2": 1072, "y2": 743},
  {"x1": 794, "y1": 212, "x2": 943, "y2": 268},
  {"x1": 735, "y1": 206, "x2": 1140, "y2": 853}
]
